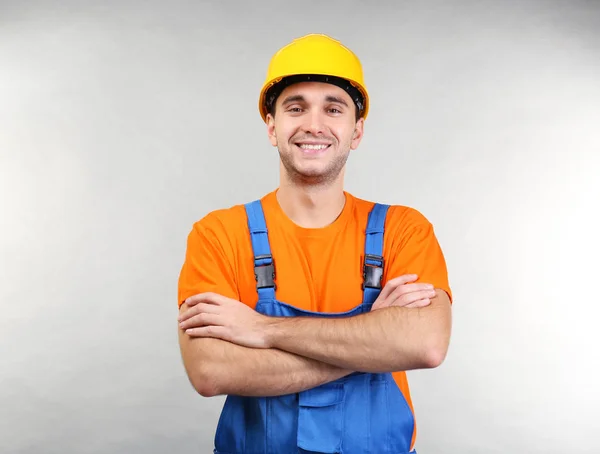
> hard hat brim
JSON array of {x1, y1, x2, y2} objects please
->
[{"x1": 259, "y1": 74, "x2": 368, "y2": 122}]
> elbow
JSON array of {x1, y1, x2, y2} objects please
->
[
  {"x1": 421, "y1": 308, "x2": 452, "y2": 369},
  {"x1": 194, "y1": 381, "x2": 218, "y2": 398},
  {"x1": 188, "y1": 364, "x2": 220, "y2": 398},
  {"x1": 422, "y1": 344, "x2": 448, "y2": 369},
  {"x1": 422, "y1": 337, "x2": 450, "y2": 369},
  {"x1": 180, "y1": 335, "x2": 223, "y2": 397}
]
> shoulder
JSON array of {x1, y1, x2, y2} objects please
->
[
  {"x1": 348, "y1": 193, "x2": 433, "y2": 232},
  {"x1": 186, "y1": 191, "x2": 280, "y2": 251},
  {"x1": 191, "y1": 203, "x2": 248, "y2": 236},
  {"x1": 188, "y1": 192, "x2": 275, "y2": 247}
]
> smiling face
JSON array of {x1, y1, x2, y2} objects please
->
[{"x1": 266, "y1": 81, "x2": 364, "y2": 186}]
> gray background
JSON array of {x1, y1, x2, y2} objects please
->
[{"x1": 1, "y1": 0, "x2": 599, "y2": 453}]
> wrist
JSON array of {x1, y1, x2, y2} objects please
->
[{"x1": 263, "y1": 316, "x2": 287, "y2": 349}]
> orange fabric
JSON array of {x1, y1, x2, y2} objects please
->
[{"x1": 177, "y1": 189, "x2": 452, "y2": 449}]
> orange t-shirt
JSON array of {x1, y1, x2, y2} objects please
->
[{"x1": 177, "y1": 189, "x2": 452, "y2": 449}]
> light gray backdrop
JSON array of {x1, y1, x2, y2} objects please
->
[{"x1": 1, "y1": 0, "x2": 599, "y2": 453}]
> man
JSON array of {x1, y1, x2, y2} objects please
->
[{"x1": 177, "y1": 33, "x2": 452, "y2": 453}]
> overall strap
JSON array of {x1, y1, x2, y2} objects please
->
[
  {"x1": 362, "y1": 203, "x2": 390, "y2": 304},
  {"x1": 244, "y1": 200, "x2": 276, "y2": 301}
]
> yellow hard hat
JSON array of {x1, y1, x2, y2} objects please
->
[{"x1": 258, "y1": 33, "x2": 369, "y2": 122}]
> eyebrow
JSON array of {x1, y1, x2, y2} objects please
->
[
  {"x1": 280, "y1": 94, "x2": 350, "y2": 107},
  {"x1": 281, "y1": 95, "x2": 305, "y2": 106},
  {"x1": 325, "y1": 95, "x2": 349, "y2": 107}
]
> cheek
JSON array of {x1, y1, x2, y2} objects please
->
[
  {"x1": 276, "y1": 124, "x2": 298, "y2": 144},
  {"x1": 335, "y1": 127, "x2": 355, "y2": 146}
]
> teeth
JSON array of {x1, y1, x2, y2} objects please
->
[{"x1": 299, "y1": 144, "x2": 328, "y2": 150}]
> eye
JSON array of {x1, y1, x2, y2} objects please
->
[{"x1": 328, "y1": 107, "x2": 343, "y2": 114}]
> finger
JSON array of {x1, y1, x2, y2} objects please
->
[
  {"x1": 394, "y1": 282, "x2": 435, "y2": 294},
  {"x1": 178, "y1": 306, "x2": 197, "y2": 322},
  {"x1": 389, "y1": 283, "x2": 435, "y2": 302},
  {"x1": 387, "y1": 274, "x2": 419, "y2": 286},
  {"x1": 184, "y1": 292, "x2": 223, "y2": 307},
  {"x1": 195, "y1": 302, "x2": 221, "y2": 314},
  {"x1": 386, "y1": 284, "x2": 434, "y2": 305},
  {"x1": 405, "y1": 298, "x2": 431, "y2": 308},
  {"x1": 379, "y1": 274, "x2": 419, "y2": 299},
  {"x1": 180, "y1": 294, "x2": 223, "y2": 322},
  {"x1": 186, "y1": 325, "x2": 228, "y2": 339},
  {"x1": 179, "y1": 312, "x2": 221, "y2": 330},
  {"x1": 391, "y1": 289, "x2": 437, "y2": 307},
  {"x1": 178, "y1": 302, "x2": 219, "y2": 323}
]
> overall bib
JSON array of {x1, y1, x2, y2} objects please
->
[{"x1": 213, "y1": 200, "x2": 417, "y2": 454}]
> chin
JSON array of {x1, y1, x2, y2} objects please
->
[
  {"x1": 281, "y1": 154, "x2": 343, "y2": 183},
  {"x1": 295, "y1": 165, "x2": 328, "y2": 178}
]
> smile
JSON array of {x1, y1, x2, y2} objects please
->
[{"x1": 296, "y1": 143, "x2": 331, "y2": 152}]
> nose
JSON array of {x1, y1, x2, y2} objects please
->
[{"x1": 303, "y1": 108, "x2": 326, "y2": 136}]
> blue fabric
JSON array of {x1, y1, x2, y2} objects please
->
[
  {"x1": 365, "y1": 202, "x2": 389, "y2": 262},
  {"x1": 363, "y1": 203, "x2": 390, "y2": 308},
  {"x1": 245, "y1": 200, "x2": 276, "y2": 301},
  {"x1": 213, "y1": 201, "x2": 416, "y2": 454}
]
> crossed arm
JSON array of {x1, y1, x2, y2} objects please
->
[
  {"x1": 178, "y1": 330, "x2": 353, "y2": 397},
  {"x1": 178, "y1": 277, "x2": 452, "y2": 398},
  {"x1": 260, "y1": 288, "x2": 451, "y2": 371}
]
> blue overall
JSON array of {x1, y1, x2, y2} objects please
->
[{"x1": 213, "y1": 200, "x2": 417, "y2": 454}]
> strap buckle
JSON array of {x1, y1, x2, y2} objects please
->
[
  {"x1": 254, "y1": 254, "x2": 276, "y2": 289},
  {"x1": 362, "y1": 254, "x2": 384, "y2": 289}
]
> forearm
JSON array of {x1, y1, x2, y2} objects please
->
[
  {"x1": 265, "y1": 293, "x2": 452, "y2": 373},
  {"x1": 179, "y1": 332, "x2": 353, "y2": 397}
]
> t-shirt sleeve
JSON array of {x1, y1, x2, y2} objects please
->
[
  {"x1": 177, "y1": 221, "x2": 239, "y2": 308},
  {"x1": 385, "y1": 210, "x2": 453, "y2": 303}
]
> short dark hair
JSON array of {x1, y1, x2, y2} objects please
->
[{"x1": 264, "y1": 74, "x2": 364, "y2": 122}]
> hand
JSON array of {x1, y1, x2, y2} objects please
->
[
  {"x1": 371, "y1": 274, "x2": 436, "y2": 311},
  {"x1": 178, "y1": 292, "x2": 272, "y2": 349}
]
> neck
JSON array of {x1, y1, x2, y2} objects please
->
[{"x1": 276, "y1": 177, "x2": 346, "y2": 229}]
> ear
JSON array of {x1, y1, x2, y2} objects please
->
[
  {"x1": 266, "y1": 113, "x2": 277, "y2": 147},
  {"x1": 350, "y1": 118, "x2": 365, "y2": 150}
]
